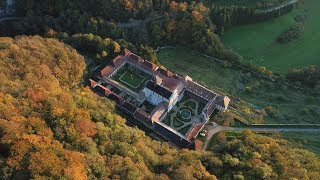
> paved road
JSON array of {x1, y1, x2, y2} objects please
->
[
  {"x1": 202, "y1": 124, "x2": 320, "y2": 150},
  {"x1": 202, "y1": 124, "x2": 231, "y2": 150},
  {"x1": 257, "y1": 0, "x2": 298, "y2": 13},
  {"x1": 231, "y1": 127, "x2": 320, "y2": 133},
  {"x1": 0, "y1": 16, "x2": 21, "y2": 23}
]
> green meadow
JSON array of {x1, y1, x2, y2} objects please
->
[
  {"x1": 157, "y1": 46, "x2": 320, "y2": 125},
  {"x1": 221, "y1": 0, "x2": 320, "y2": 73}
]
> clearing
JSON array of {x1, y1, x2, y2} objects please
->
[{"x1": 221, "y1": 0, "x2": 320, "y2": 73}]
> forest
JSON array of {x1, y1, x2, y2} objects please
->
[{"x1": 0, "y1": 0, "x2": 320, "y2": 179}]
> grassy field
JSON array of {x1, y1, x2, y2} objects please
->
[
  {"x1": 157, "y1": 47, "x2": 320, "y2": 154},
  {"x1": 221, "y1": 0, "x2": 320, "y2": 73},
  {"x1": 157, "y1": 46, "x2": 320, "y2": 125}
]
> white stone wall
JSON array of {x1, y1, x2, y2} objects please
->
[
  {"x1": 143, "y1": 88, "x2": 168, "y2": 106},
  {"x1": 168, "y1": 90, "x2": 179, "y2": 111}
]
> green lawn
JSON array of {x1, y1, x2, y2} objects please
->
[
  {"x1": 178, "y1": 124, "x2": 192, "y2": 135},
  {"x1": 173, "y1": 118, "x2": 184, "y2": 128},
  {"x1": 112, "y1": 64, "x2": 151, "y2": 91},
  {"x1": 221, "y1": 1, "x2": 320, "y2": 73},
  {"x1": 119, "y1": 70, "x2": 145, "y2": 88},
  {"x1": 157, "y1": 46, "x2": 320, "y2": 124}
]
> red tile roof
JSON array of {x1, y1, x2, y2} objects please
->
[
  {"x1": 186, "y1": 80, "x2": 217, "y2": 100},
  {"x1": 187, "y1": 123, "x2": 204, "y2": 141},
  {"x1": 123, "y1": 49, "x2": 132, "y2": 56},
  {"x1": 142, "y1": 60, "x2": 158, "y2": 71},
  {"x1": 108, "y1": 93, "x2": 125, "y2": 105},
  {"x1": 161, "y1": 77, "x2": 181, "y2": 91},
  {"x1": 194, "y1": 140, "x2": 203, "y2": 150},
  {"x1": 122, "y1": 101, "x2": 138, "y2": 114},
  {"x1": 89, "y1": 79, "x2": 97, "y2": 87},
  {"x1": 157, "y1": 67, "x2": 173, "y2": 77},
  {"x1": 150, "y1": 102, "x2": 168, "y2": 122},
  {"x1": 112, "y1": 55, "x2": 125, "y2": 67},
  {"x1": 101, "y1": 66, "x2": 114, "y2": 77},
  {"x1": 129, "y1": 54, "x2": 144, "y2": 62},
  {"x1": 214, "y1": 95, "x2": 231, "y2": 109},
  {"x1": 99, "y1": 85, "x2": 112, "y2": 96},
  {"x1": 134, "y1": 109, "x2": 152, "y2": 126}
]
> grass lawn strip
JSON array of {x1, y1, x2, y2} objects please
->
[
  {"x1": 178, "y1": 124, "x2": 192, "y2": 135},
  {"x1": 162, "y1": 115, "x2": 171, "y2": 126},
  {"x1": 173, "y1": 118, "x2": 184, "y2": 128}
]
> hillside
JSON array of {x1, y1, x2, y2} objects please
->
[
  {"x1": 0, "y1": 36, "x2": 216, "y2": 179},
  {"x1": 221, "y1": 0, "x2": 320, "y2": 73},
  {"x1": 0, "y1": 0, "x2": 319, "y2": 179},
  {"x1": 0, "y1": 36, "x2": 319, "y2": 180}
]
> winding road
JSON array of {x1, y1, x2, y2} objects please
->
[
  {"x1": 202, "y1": 124, "x2": 320, "y2": 150},
  {"x1": 257, "y1": 0, "x2": 298, "y2": 13},
  {"x1": 0, "y1": 16, "x2": 21, "y2": 22}
]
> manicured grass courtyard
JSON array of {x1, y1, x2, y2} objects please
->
[
  {"x1": 221, "y1": 0, "x2": 320, "y2": 73},
  {"x1": 119, "y1": 70, "x2": 145, "y2": 89},
  {"x1": 112, "y1": 64, "x2": 151, "y2": 91},
  {"x1": 178, "y1": 124, "x2": 192, "y2": 135},
  {"x1": 161, "y1": 94, "x2": 205, "y2": 136}
]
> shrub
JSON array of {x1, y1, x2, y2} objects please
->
[
  {"x1": 245, "y1": 87, "x2": 253, "y2": 93},
  {"x1": 294, "y1": 14, "x2": 308, "y2": 23},
  {"x1": 287, "y1": 65, "x2": 320, "y2": 88},
  {"x1": 301, "y1": 108, "x2": 310, "y2": 115},
  {"x1": 257, "y1": 66, "x2": 273, "y2": 77},
  {"x1": 277, "y1": 22, "x2": 304, "y2": 43},
  {"x1": 265, "y1": 106, "x2": 279, "y2": 117},
  {"x1": 276, "y1": 95, "x2": 288, "y2": 102},
  {"x1": 213, "y1": 112, "x2": 235, "y2": 126}
]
